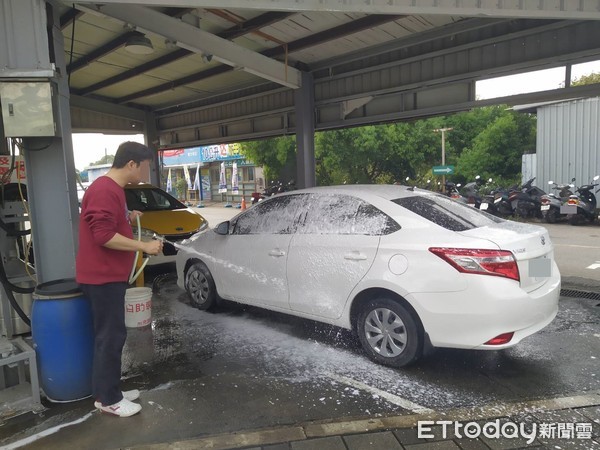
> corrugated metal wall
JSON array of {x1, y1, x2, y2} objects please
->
[{"x1": 536, "y1": 97, "x2": 600, "y2": 192}]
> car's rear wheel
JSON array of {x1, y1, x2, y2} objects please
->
[
  {"x1": 185, "y1": 262, "x2": 217, "y2": 310},
  {"x1": 356, "y1": 297, "x2": 422, "y2": 368}
]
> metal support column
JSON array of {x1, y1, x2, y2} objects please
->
[
  {"x1": 295, "y1": 71, "x2": 316, "y2": 189},
  {"x1": 2, "y1": 0, "x2": 79, "y2": 283},
  {"x1": 144, "y1": 110, "x2": 160, "y2": 186}
]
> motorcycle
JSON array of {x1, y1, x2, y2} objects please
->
[
  {"x1": 251, "y1": 180, "x2": 296, "y2": 205},
  {"x1": 562, "y1": 175, "x2": 600, "y2": 225},
  {"x1": 460, "y1": 175, "x2": 487, "y2": 208},
  {"x1": 540, "y1": 179, "x2": 574, "y2": 223},
  {"x1": 508, "y1": 177, "x2": 546, "y2": 219},
  {"x1": 444, "y1": 181, "x2": 465, "y2": 203}
]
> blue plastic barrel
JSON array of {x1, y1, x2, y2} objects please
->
[{"x1": 31, "y1": 279, "x2": 94, "y2": 402}]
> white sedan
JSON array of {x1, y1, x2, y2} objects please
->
[{"x1": 176, "y1": 185, "x2": 560, "y2": 367}]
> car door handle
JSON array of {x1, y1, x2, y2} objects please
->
[
  {"x1": 268, "y1": 249, "x2": 286, "y2": 257},
  {"x1": 344, "y1": 251, "x2": 367, "y2": 261}
]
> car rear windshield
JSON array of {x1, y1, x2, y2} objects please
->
[{"x1": 392, "y1": 194, "x2": 504, "y2": 231}]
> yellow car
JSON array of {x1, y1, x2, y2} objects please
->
[{"x1": 124, "y1": 183, "x2": 208, "y2": 265}]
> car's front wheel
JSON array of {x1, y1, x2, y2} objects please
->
[
  {"x1": 185, "y1": 261, "x2": 217, "y2": 310},
  {"x1": 356, "y1": 297, "x2": 422, "y2": 368}
]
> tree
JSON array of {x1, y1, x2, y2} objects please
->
[
  {"x1": 175, "y1": 178, "x2": 188, "y2": 201},
  {"x1": 315, "y1": 122, "x2": 440, "y2": 186},
  {"x1": 456, "y1": 110, "x2": 535, "y2": 187},
  {"x1": 240, "y1": 105, "x2": 536, "y2": 188},
  {"x1": 240, "y1": 136, "x2": 296, "y2": 182},
  {"x1": 89, "y1": 154, "x2": 114, "y2": 167},
  {"x1": 572, "y1": 72, "x2": 600, "y2": 86}
]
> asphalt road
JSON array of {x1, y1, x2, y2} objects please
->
[{"x1": 542, "y1": 222, "x2": 600, "y2": 288}]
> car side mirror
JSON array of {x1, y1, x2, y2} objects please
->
[{"x1": 214, "y1": 221, "x2": 230, "y2": 235}]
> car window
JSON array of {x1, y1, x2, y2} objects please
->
[
  {"x1": 393, "y1": 193, "x2": 503, "y2": 231},
  {"x1": 125, "y1": 187, "x2": 186, "y2": 212},
  {"x1": 232, "y1": 194, "x2": 306, "y2": 235},
  {"x1": 297, "y1": 193, "x2": 399, "y2": 235}
]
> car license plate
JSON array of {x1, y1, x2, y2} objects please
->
[
  {"x1": 529, "y1": 258, "x2": 551, "y2": 277},
  {"x1": 541, "y1": 205, "x2": 550, "y2": 211},
  {"x1": 480, "y1": 203, "x2": 488, "y2": 210}
]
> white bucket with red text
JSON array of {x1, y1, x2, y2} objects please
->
[{"x1": 124, "y1": 287, "x2": 152, "y2": 328}]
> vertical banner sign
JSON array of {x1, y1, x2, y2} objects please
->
[
  {"x1": 193, "y1": 164, "x2": 201, "y2": 191},
  {"x1": 166, "y1": 168, "x2": 172, "y2": 193},
  {"x1": 218, "y1": 162, "x2": 227, "y2": 193},
  {"x1": 232, "y1": 162, "x2": 239, "y2": 194},
  {"x1": 184, "y1": 164, "x2": 192, "y2": 189}
]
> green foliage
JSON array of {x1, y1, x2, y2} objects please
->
[
  {"x1": 239, "y1": 104, "x2": 537, "y2": 188},
  {"x1": 175, "y1": 178, "x2": 188, "y2": 200},
  {"x1": 572, "y1": 72, "x2": 600, "y2": 86},
  {"x1": 456, "y1": 110, "x2": 535, "y2": 186},
  {"x1": 89, "y1": 154, "x2": 114, "y2": 166},
  {"x1": 240, "y1": 136, "x2": 296, "y2": 182}
]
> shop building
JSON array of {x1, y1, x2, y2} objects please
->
[{"x1": 160, "y1": 144, "x2": 264, "y2": 205}]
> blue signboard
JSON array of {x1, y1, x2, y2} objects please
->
[{"x1": 161, "y1": 143, "x2": 253, "y2": 165}]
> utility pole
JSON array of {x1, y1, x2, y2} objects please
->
[{"x1": 433, "y1": 127, "x2": 453, "y2": 192}]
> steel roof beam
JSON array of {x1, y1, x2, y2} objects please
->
[
  {"x1": 262, "y1": 14, "x2": 404, "y2": 58},
  {"x1": 74, "y1": 11, "x2": 293, "y2": 96},
  {"x1": 116, "y1": 14, "x2": 399, "y2": 104},
  {"x1": 66, "y1": 7, "x2": 193, "y2": 74},
  {"x1": 67, "y1": 0, "x2": 600, "y2": 21},
  {"x1": 59, "y1": 8, "x2": 84, "y2": 30},
  {"x1": 78, "y1": 3, "x2": 302, "y2": 89}
]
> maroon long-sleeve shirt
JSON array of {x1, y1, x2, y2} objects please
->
[{"x1": 76, "y1": 176, "x2": 135, "y2": 285}]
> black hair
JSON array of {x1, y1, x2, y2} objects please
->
[{"x1": 112, "y1": 141, "x2": 154, "y2": 168}]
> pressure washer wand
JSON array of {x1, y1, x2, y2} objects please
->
[{"x1": 152, "y1": 233, "x2": 185, "y2": 251}]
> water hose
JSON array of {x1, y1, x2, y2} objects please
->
[{"x1": 128, "y1": 215, "x2": 150, "y2": 284}]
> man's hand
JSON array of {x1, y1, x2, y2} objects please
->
[
  {"x1": 129, "y1": 210, "x2": 143, "y2": 223},
  {"x1": 143, "y1": 239, "x2": 163, "y2": 255}
]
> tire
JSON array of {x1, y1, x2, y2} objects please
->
[
  {"x1": 568, "y1": 214, "x2": 582, "y2": 226},
  {"x1": 185, "y1": 261, "x2": 217, "y2": 310},
  {"x1": 356, "y1": 297, "x2": 422, "y2": 368},
  {"x1": 542, "y1": 208, "x2": 559, "y2": 224}
]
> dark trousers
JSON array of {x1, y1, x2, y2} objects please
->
[{"x1": 80, "y1": 282, "x2": 128, "y2": 406}]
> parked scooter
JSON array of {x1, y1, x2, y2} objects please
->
[
  {"x1": 540, "y1": 180, "x2": 574, "y2": 223},
  {"x1": 508, "y1": 177, "x2": 546, "y2": 219},
  {"x1": 562, "y1": 175, "x2": 600, "y2": 225},
  {"x1": 489, "y1": 185, "x2": 516, "y2": 218},
  {"x1": 460, "y1": 175, "x2": 487, "y2": 208},
  {"x1": 251, "y1": 179, "x2": 297, "y2": 205},
  {"x1": 444, "y1": 181, "x2": 464, "y2": 202},
  {"x1": 480, "y1": 182, "x2": 510, "y2": 217}
]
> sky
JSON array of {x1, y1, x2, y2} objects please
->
[{"x1": 71, "y1": 60, "x2": 600, "y2": 171}]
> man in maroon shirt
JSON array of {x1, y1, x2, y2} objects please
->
[{"x1": 76, "y1": 141, "x2": 162, "y2": 417}]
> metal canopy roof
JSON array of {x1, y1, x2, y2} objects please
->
[{"x1": 57, "y1": 1, "x2": 600, "y2": 146}]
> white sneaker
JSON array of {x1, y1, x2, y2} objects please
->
[
  {"x1": 96, "y1": 397, "x2": 141, "y2": 418},
  {"x1": 94, "y1": 390, "x2": 140, "y2": 409}
]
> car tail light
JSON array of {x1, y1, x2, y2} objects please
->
[
  {"x1": 451, "y1": 194, "x2": 461, "y2": 199},
  {"x1": 429, "y1": 248, "x2": 520, "y2": 281},
  {"x1": 508, "y1": 193, "x2": 518, "y2": 201},
  {"x1": 541, "y1": 198, "x2": 550, "y2": 205},
  {"x1": 484, "y1": 332, "x2": 514, "y2": 345},
  {"x1": 567, "y1": 197, "x2": 579, "y2": 205}
]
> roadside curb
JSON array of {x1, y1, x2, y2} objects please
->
[{"x1": 127, "y1": 390, "x2": 600, "y2": 450}]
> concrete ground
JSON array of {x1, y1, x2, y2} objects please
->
[{"x1": 1, "y1": 205, "x2": 599, "y2": 450}]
